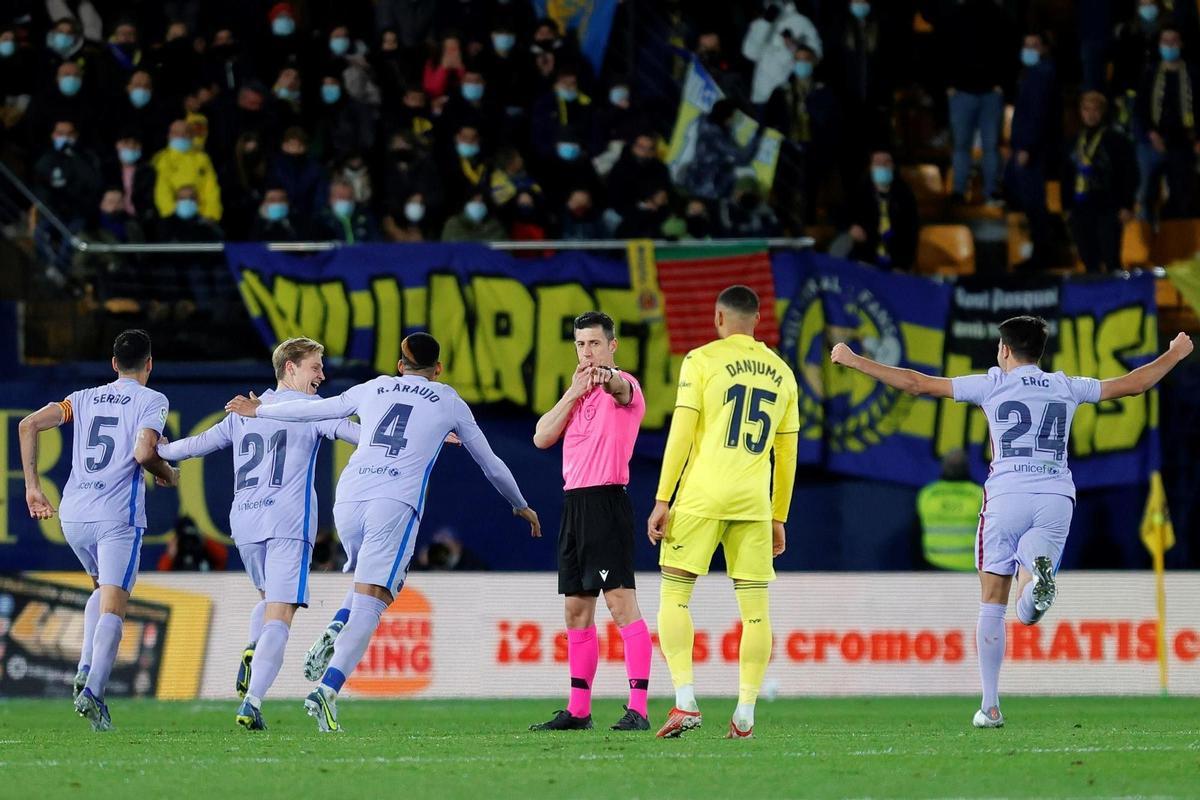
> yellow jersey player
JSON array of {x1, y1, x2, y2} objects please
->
[{"x1": 648, "y1": 285, "x2": 799, "y2": 740}]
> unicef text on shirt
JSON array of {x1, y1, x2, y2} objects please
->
[{"x1": 1012, "y1": 463, "x2": 1062, "y2": 475}]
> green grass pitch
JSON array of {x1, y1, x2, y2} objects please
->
[{"x1": 2, "y1": 697, "x2": 1197, "y2": 799}]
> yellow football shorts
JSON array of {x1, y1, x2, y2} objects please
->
[{"x1": 658, "y1": 509, "x2": 776, "y2": 581}]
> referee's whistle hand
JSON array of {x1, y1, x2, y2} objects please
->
[{"x1": 647, "y1": 500, "x2": 669, "y2": 545}]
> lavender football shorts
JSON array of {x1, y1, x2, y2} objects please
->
[
  {"x1": 237, "y1": 537, "x2": 313, "y2": 606},
  {"x1": 61, "y1": 521, "x2": 144, "y2": 592},
  {"x1": 975, "y1": 492, "x2": 1073, "y2": 576},
  {"x1": 333, "y1": 498, "x2": 418, "y2": 596}
]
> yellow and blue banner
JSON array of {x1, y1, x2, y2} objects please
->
[{"x1": 532, "y1": 0, "x2": 619, "y2": 76}]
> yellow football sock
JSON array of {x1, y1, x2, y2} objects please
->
[
  {"x1": 734, "y1": 582, "x2": 771, "y2": 706},
  {"x1": 657, "y1": 573, "x2": 697, "y2": 689}
]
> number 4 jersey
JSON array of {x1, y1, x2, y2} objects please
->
[
  {"x1": 672, "y1": 334, "x2": 800, "y2": 521},
  {"x1": 255, "y1": 374, "x2": 528, "y2": 517},
  {"x1": 157, "y1": 389, "x2": 360, "y2": 544},
  {"x1": 58, "y1": 377, "x2": 169, "y2": 528},
  {"x1": 952, "y1": 365, "x2": 1101, "y2": 500}
]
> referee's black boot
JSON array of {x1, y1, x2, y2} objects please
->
[
  {"x1": 610, "y1": 706, "x2": 650, "y2": 731},
  {"x1": 529, "y1": 709, "x2": 594, "y2": 731}
]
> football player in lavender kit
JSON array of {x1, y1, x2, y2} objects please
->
[
  {"x1": 529, "y1": 311, "x2": 652, "y2": 732},
  {"x1": 832, "y1": 316, "x2": 1193, "y2": 728},
  {"x1": 156, "y1": 337, "x2": 360, "y2": 730},
  {"x1": 225, "y1": 332, "x2": 541, "y2": 732},
  {"x1": 18, "y1": 330, "x2": 180, "y2": 731}
]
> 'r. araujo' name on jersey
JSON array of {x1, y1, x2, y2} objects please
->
[
  {"x1": 157, "y1": 389, "x2": 360, "y2": 544},
  {"x1": 952, "y1": 365, "x2": 1102, "y2": 500},
  {"x1": 254, "y1": 374, "x2": 528, "y2": 517}
]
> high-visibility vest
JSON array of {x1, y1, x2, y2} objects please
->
[{"x1": 917, "y1": 480, "x2": 984, "y2": 572}]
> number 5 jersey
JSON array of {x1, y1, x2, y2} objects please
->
[
  {"x1": 59, "y1": 378, "x2": 169, "y2": 528},
  {"x1": 952, "y1": 365, "x2": 1102, "y2": 500}
]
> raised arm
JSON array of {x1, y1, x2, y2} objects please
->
[
  {"x1": 532, "y1": 365, "x2": 591, "y2": 449},
  {"x1": 315, "y1": 418, "x2": 361, "y2": 446},
  {"x1": 1099, "y1": 332, "x2": 1193, "y2": 400},
  {"x1": 830, "y1": 342, "x2": 954, "y2": 399},
  {"x1": 19, "y1": 403, "x2": 65, "y2": 519},
  {"x1": 157, "y1": 415, "x2": 233, "y2": 461}
]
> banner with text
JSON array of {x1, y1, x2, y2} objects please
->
[{"x1": 78, "y1": 572, "x2": 1200, "y2": 700}]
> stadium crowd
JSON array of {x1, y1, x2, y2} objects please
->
[{"x1": 2, "y1": 0, "x2": 1200, "y2": 279}]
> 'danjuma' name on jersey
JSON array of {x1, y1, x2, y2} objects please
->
[
  {"x1": 724, "y1": 359, "x2": 785, "y2": 387},
  {"x1": 376, "y1": 382, "x2": 442, "y2": 402}
]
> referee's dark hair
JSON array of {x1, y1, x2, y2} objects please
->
[
  {"x1": 716, "y1": 285, "x2": 760, "y2": 316},
  {"x1": 574, "y1": 311, "x2": 616, "y2": 341},
  {"x1": 998, "y1": 316, "x2": 1049, "y2": 364},
  {"x1": 401, "y1": 332, "x2": 441, "y2": 371},
  {"x1": 113, "y1": 329, "x2": 152, "y2": 372}
]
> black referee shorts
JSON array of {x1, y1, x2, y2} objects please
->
[{"x1": 558, "y1": 485, "x2": 637, "y2": 596}]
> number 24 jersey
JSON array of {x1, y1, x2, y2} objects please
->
[{"x1": 952, "y1": 365, "x2": 1101, "y2": 500}]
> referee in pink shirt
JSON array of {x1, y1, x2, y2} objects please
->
[{"x1": 529, "y1": 311, "x2": 652, "y2": 732}]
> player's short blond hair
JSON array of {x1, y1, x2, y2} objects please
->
[{"x1": 272, "y1": 337, "x2": 325, "y2": 380}]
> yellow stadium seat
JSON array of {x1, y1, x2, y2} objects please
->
[
  {"x1": 1045, "y1": 181, "x2": 1062, "y2": 214},
  {"x1": 1121, "y1": 220, "x2": 1153, "y2": 268},
  {"x1": 917, "y1": 224, "x2": 975, "y2": 276}
]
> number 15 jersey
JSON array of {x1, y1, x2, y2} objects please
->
[
  {"x1": 673, "y1": 334, "x2": 800, "y2": 521},
  {"x1": 952, "y1": 365, "x2": 1101, "y2": 500}
]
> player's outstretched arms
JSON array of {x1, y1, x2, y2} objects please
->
[
  {"x1": 830, "y1": 342, "x2": 954, "y2": 398},
  {"x1": 1099, "y1": 332, "x2": 1193, "y2": 400},
  {"x1": 157, "y1": 416, "x2": 233, "y2": 462},
  {"x1": 18, "y1": 403, "x2": 65, "y2": 519},
  {"x1": 135, "y1": 428, "x2": 180, "y2": 488},
  {"x1": 514, "y1": 506, "x2": 542, "y2": 538},
  {"x1": 532, "y1": 364, "x2": 592, "y2": 448}
]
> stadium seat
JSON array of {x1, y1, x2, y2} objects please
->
[
  {"x1": 1156, "y1": 275, "x2": 1183, "y2": 309},
  {"x1": 916, "y1": 224, "x2": 975, "y2": 276},
  {"x1": 903, "y1": 164, "x2": 946, "y2": 217},
  {"x1": 1121, "y1": 220, "x2": 1153, "y2": 268},
  {"x1": 1150, "y1": 219, "x2": 1200, "y2": 265},
  {"x1": 1045, "y1": 181, "x2": 1062, "y2": 215}
]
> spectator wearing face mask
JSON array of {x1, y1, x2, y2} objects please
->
[
  {"x1": 249, "y1": 186, "x2": 302, "y2": 241},
  {"x1": 102, "y1": 132, "x2": 157, "y2": 227},
  {"x1": 97, "y1": 19, "x2": 142, "y2": 89},
  {"x1": 310, "y1": 73, "x2": 376, "y2": 164},
  {"x1": 268, "y1": 67, "x2": 305, "y2": 137},
  {"x1": 319, "y1": 24, "x2": 381, "y2": 106},
  {"x1": 531, "y1": 66, "x2": 592, "y2": 162},
  {"x1": 201, "y1": 28, "x2": 254, "y2": 95},
  {"x1": 441, "y1": 124, "x2": 491, "y2": 206},
  {"x1": 439, "y1": 68, "x2": 496, "y2": 148},
  {"x1": 480, "y1": 22, "x2": 531, "y2": 138},
  {"x1": 0, "y1": 26, "x2": 37, "y2": 116},
  {"x1": 764, "y1": 44, "x2": 840, "y2": 230},
  {"x1": 844, "y1": 150, "x2": 918, "y2": 271},
  {"x1": 28, "y1": 61, "x2": 95, "y2": 149},
  {"x1": 101, "y1": 70, "x2": 165, "y2": 152},
  {"x1": 156, "y1": 184, "x2": 222, "y2": 242},
  {"x1": 1114, "y1": 1, "x2": 1166, "y2": 108},
  {"x1": 539, "y1": 130, "x2": 602, "y2": 211},
  {"x1": 152, "y1": 119, "x2": 222, "y2": 222},
  {"x1": 741, "y1": 1, "x2": 823, "y2": 104},
  {"x1": 509, "y1": 190, "x2": 548, "y2": 242},
  {"x1": 1134, "y1": 25, "x2": 1200, "y2": 220},
  {"x1": 72, "y1": 187, "x2": 145, "y2": 295},
  {"x1": 383, "y1": 131, "x2": 445, "y2": 228},
  {"x1": 39, "y1": 17, "x2": 100, "y2": 90},
  {"x1": 1009, "y1": 32, "x2": 1060, "y2": 269},
  {"x1": 441, "y1": 192, "x2": 505, "y2": 241},
  {"x1": 591, "y1": 80, "x2": 648, "y2": 153},
  {"x1": 694, "y1": 32, "x2": 750, "y2": 107},
  {"x1": 383, "y1": 191, "x2": 433, "y2": 242},
  {"x1": 257, "y1": 2, "x2": 305, "y2": 80},
  {"x1": 266, "y1": 127, "x2": 326, "y2": 225},
  {"x1": 680, "y1": 198, "x2": 719, "y2": 240},
  {"x1": 310, "y1": 179, "x2": 380, "y2": 242}
]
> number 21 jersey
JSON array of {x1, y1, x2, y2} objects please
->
[{"x1": 952, "y1": 365, "x2": 1101, "y2": 500}]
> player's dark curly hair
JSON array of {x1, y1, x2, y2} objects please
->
[
  {"x1": 998, "y1": 316, "x2": 1049, "y2": 363},
  {"x1": 573, "y1": 311, "x2": 615, "y2": 340},
  {"x1": 401, "y1": 332, "x2": 440, "y2": 370},
  {"x1": 113, "y1": 329, "x2": 152, "y2": 372}
]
